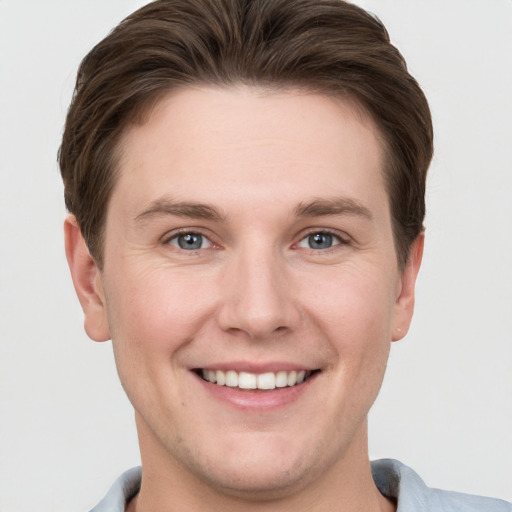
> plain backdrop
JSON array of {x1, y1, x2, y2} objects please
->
[{"x1": 0, "y1": 1, "x2": 511, "y2": 511}]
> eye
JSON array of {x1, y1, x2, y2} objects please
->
[
  {"x1": 168, "y1": 232, "x2": 212, "y2": 250},
  {"x1": 297, "y1": 231, "x2": 343, "y2": 250}
]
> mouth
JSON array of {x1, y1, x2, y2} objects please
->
[{"x1": 195, "y1": 369, "x2": 319, "y2": 390}]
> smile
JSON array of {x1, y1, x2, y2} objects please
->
[{"x1": 198, "y1": 369, "x2": 315, "y2": 390}]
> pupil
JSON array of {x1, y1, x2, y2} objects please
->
[
  {"x1": 178, "y1": 233, "x2": 202, "y2": 250},
  {"x1": 309, "y1": 233, "x2": 332, "y2": 249}
]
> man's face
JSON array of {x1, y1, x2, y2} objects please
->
[{"x1": 78, "y1": 87, "x2": 420, "y2": 497}]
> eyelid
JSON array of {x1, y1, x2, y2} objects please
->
[
  {"x1": 161, "y1": 228, "x2": 217, "y2": 249},
  {"x1": 295, "y1": 228, "x2": 350, "y2": 249},
  {"x1": 159, "y1": 227, "x2": 350, "y2": 251}
]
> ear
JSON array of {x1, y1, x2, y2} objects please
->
[
  {"x1": 64, "y1": 214, "x2": 110, "y2": 342},
  {"x1": 391, "y1": 233, "x2": 424, "y2": 342}
]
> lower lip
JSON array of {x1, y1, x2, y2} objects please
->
[{"x1": 194, "y1": 373, "x2": 317, "y2": 411}]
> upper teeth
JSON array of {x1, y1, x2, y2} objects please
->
[{"x1": 201, "y1": 369, "x2": 309, "y2": 390}]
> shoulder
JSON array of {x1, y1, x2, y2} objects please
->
[
  {"x1": 371, "y1": 459, "x2": 512, "y2": 512},
  {"x1": 428, "y1": 487, "x2": 512, "y2": 512}
]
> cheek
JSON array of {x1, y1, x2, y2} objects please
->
[
  {"x1": 104, "y1": 268, "x2": 218, "y2": 404},
  {"x1": 103, "y1": 268, "x2": 221, "y2": 403},
  {"x1": 298, "y1": 271, "x2": 394, "y2": 442},
  {"x1": 305, "y1": 267, "x2": 395, "y2": 396},
  {"x1": 106, "y1": 265, "x2": 219, "y2": 343},
  {"x1": 309, "y1": 268, "x2": 396, "y2": 344}
]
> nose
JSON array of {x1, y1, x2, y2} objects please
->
[{"x1": 217, "y1": 245, "x2": 300, "y2": 340}]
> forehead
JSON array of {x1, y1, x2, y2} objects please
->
[{"x1": 113, "y1": 86, "x2": 387, "y2": 217}]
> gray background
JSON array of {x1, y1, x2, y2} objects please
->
[{"x1": 0, "y1": 1, "x2": 511, "y2": 510}]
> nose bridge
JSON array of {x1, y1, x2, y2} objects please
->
[{"x1": 218, "y1": 239, "x2": 298, "y2": 339}]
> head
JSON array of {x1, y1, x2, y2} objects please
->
[
  {"x1": 59, "y1": 0, "x2": 432, "y2": 272},
  {"x1": 61, "y1": 0, "x2": 432, "y2": 505}
]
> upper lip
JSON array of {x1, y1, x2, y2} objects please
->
[{"x1": 193, "y1": 361, "x2": 318, "y2": 373}]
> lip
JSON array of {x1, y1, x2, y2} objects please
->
[
  {"x1": 192, "y1": 366, "x2": 319, "y2": 411},
  {"x1": 196, "y1": 361, "x2": 315, "y2": 373}
]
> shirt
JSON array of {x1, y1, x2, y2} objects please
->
[{"x1": 90, "y1": 459, "x2": 512, "y2": 511}]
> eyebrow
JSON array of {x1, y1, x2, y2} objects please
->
[
  {"x1": 294, "y1": 198, "x2": 373, "y2": 220},
  {"x1": 134, "y1": 196, "x2": 373, "y2": 224},
  {"x1": 134, "y1": 199, "x2": 226, "y2": 223}
]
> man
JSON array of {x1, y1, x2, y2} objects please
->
[{"x1": 59, "y1": 0, "x2": 511, "y2": 510}]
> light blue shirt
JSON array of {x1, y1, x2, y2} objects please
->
[{"x1": 90, "y1": 459, "x2": 512, "y2": 511}]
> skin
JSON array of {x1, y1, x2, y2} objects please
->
[{"x1": 65, "y1": 86, "x2": 423, "y2": 511}]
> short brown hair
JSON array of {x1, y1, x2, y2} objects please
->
[{"x1": 59, "y1": 0, "x2": 433, "y2": 270}]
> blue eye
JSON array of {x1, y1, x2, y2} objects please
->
[
  {"x1": 298, "y1": 232, "x2": 342, "y2": 250},
  {"x1": 169, "y1": 232, "x2": 212, "y2": 250}
]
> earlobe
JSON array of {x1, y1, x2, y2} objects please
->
[
  {"x1": 64, "y1": 215, "x2": 111, "y2": 342},
  {"x1": 391, "y1": 233, "x2": 424, "y2": 342}
]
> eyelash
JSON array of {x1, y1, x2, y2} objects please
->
[
  {"x1": 295, "y1": 229, "x2": 349, "y2": 252},
  {"x1": 162, "y1": 228, "x2": 349, "y2": 253},
  {"x1": 162, "y1": 229, "x2": 215, "y2": 252}
]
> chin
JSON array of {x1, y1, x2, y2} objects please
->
[
  {"x1": 200, "y1": 461, "x2": 310, "y2": 500},
  {"x1": 176, "y1": 434, "x2": 327, "y2": 500}
]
